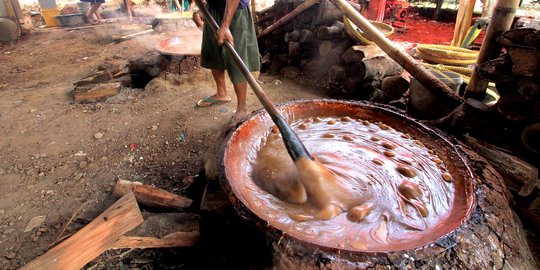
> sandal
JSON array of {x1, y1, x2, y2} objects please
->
[{"x1": 196, "y1": 96, "x2": 232, "y2": 107}]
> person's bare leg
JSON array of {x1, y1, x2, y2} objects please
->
[
  {"x1": 86, "y1": 3, "x2": 100, "y2": 23},
  {"x1": 209, "y1": 69, "x2": 230, "y2": 100},
  {"x1": 94, "y1": 3, "x2": 103, "y2": 22},
  {"x1": 232, "y1": 81, "x2": 248, "y2": 122}
]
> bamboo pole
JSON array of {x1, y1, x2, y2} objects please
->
[
  {"x1": 257, "y1": 0, "x2": 320, "y2": 39},
  {"x1": 331, "y1": 0, "x2": 464, "y2": 108},
  {"x1": 451, "y1": 0, "x2": 476, "y2": 47},
  {"x1": 251, "y1": 0, "x2": 258, "y2": 23},
  {"x1": 465, "y1": 0, "x2": 520, "y2": 98}
]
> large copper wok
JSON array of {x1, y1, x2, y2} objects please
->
[{"x1": 219, "y1": 99, "x2": 475, "y2": 256}]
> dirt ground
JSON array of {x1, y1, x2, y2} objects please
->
[{"x1": 0, "y1": 23, "x2": 325, "y2": 269}]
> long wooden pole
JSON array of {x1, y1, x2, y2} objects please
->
[
  {"x1": 194, "y1": 0, "x2": 312, "y2": 161},
  {"x1": 465, "y1": 0, "x2": 520, "y2": 99},
  {"x1": 257, "y1": 0, "x2": 320, "y2": 39},
  {"x1": 331, "y1": 0, "x2": 464, "y2": 108},
  {"x1": 451, "y1": 0, "x2": 476, "y2": 47}
]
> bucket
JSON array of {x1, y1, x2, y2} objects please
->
[
  {"x1": 408, "y1": 68, "x2": 463, "y2": 120},
  {"x1": 41, "y1": 8, "x2": 60, "y2": 27}
]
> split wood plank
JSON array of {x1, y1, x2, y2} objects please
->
[
  {"x1": 73, "y1": 82, "x2": 121, "y2": 103},
  {"x1": 21, "y1": 193, "x2": 144, "y2": 270},
  {"x1": 111, "y1": 231, "x2": 199, "y2": 249},
  {"x1": 465, "y1": 0, "x2": 520, "y2": 98},
  {"x1": 112, "y1": 179, "x2": 193, "y2": 210}
]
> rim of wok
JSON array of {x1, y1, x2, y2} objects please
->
[{"x1": 219, "y1": 99, "x2": 476, "y2": 257}]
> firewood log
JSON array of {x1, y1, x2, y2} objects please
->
[
  {"x1": 521, "y1": 122, "x2": 540, "y2": 154},
  {"x1": 502, "y1": 28, "x2": 536, "y2": 44},
  {"x1": 284, "y1": 29, "x2": 301, "y2": 42},
  {"x1": 111, "y1": 213, "x2": 200, "y2": 249},
  {"x1": 315, "y1": 20, "x2": 345, "y2": 39},
  {"x1": 298, "y1": 29, "x2": 318, "y2": 46},
  {"x1": 349, "y1": 56, "x2": 403, "y2": 81},
  {"x1": 21, "y1": 193, "x2": 144, "y2": 270},
  {"x1": 534, "y1": 100, "x2": 540, "y2": 121},
  {"x1": 341, "y1": 47, "x2": 365, "y2": 64},
  {"x1": 497, "y1": 94, "x2": 532, "y2": 122},
  {"x1": 476, "y1": 54, "x2": 513, "y2": 83},
  {"x1": 288, "y1": 41, "x2": 302, "y2": 57},
  {"x1": 328, "y1": 65, "x2": 347, "y2": 82},
  {"x1": 517, "y1": 77, "x2": 540, "y2": 100},
  {"x1": 524, "y1": 30, "x2": 540, "y2": 48},
  {"x1": 425, "y1": 98, "x2": 492, "y2": 134},
  {"x1": 112, "y1": 179, "x2": 192, "y2": 210},
  {"x1": 381, "y1": 75, "x2": 409, "y2": 101},
  {"x1": 507, "y1": 45, "x2": 538, "y2": 77}
]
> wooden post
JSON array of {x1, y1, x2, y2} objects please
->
[
  {"x1": 257, "y1": 0, "x2": 320, "y2": 39},
  {"x1": 330, "y1": 0, "x2": 464, "y2": 108},
  {"x1": 21, "y1": 193, "x2": 144, "y2": 270},
  {"x1": 450, "y1": 0, "x2": 476, "y2": 47},
  {"x1": 465, "y1": 0, "x2": 520, "y2": 99},
  {"x1": 251, "y1": 0, "x2": 257, "y2": 23},
  {"x1": 123, "y1": 0, "x2": 132, "y2": 21}
]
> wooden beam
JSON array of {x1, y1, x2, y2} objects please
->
[
  {"x1": 21, "y1": 193, "x2": 144, "y2": 270},
  {"x1": 465, "y1": 0, "x2": 520, "y2": 98},
  {"x1": 451, "y1": 0, "x2": 476, "y2": 47},
  {"x1": 112, "y1": 179, "x2": 193, "y2": 210}
]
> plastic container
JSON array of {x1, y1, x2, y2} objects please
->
[
  {"x1": 55, "y1": 14, "x2": 85, "y2": 27},
  {"x1": 408, "y1": 68, "x2": 463, "y2": 120},
  {"x1": 41, "y1": 8, "x2": 60, "y2": 27}
]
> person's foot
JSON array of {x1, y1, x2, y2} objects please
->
[
  {"x1": 232, "y1": 108, "x2": 248, "y2": 123},
  {"x1": 196, "y1": 94, "x2": 232, "y2": 107}
]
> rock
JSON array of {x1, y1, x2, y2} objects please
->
[
  {"x1": 24, "y1": 216, "x2": 46, "y2": 232},
  {"x1": 151, "y1": 125, "x2": 158, "y2": 131},
  {"x1": 0, "y1": 209, "x2": 4, "y2": 216},
  {"x1": 79, "y1": 161, "x2": 88, "y2": 169},
  {"x1": 0, "y1": 18, "x2": 20, "y2": 43},
  {"x1": 45, "y1": 190, "x2": 54, "y2": 195},
  {"x1": 4, "y1": 251, "x2": 16, "y2": 260},
  {"x1": 94, "y1": 132, "x2": 103, "y2": 140},
  {"x1": 3, "y1": 228, "x2": 15, "y2": 235},
  {"x1": 274, "y1": 79, "x2": 283, "y2": 85},
  {"x1": 73, "y1": 172, "x2": 84, "y2": 180}
]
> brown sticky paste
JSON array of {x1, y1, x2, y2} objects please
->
[{"x1": 251, "y1": 116, "x2": 455, "y2": 249}]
